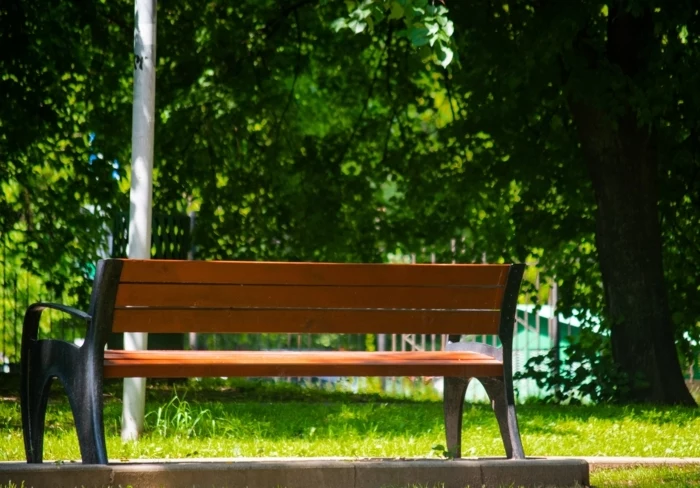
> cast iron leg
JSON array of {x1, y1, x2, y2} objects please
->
[
  {"x1": 20, "y1": 298, "x2": 113, "y2": 465},
  {"x1": 478, "y1": 377, "x2": 525, "y2": 459},
  {"x1": 443, "y1": 376, "x2": 470, "y2": 458},
  {"x1": 67, "y1": 374, "x2": 109, "y2": 464},
  {"x1": 21, "y1": 356, "x2": 54, "y2": 464},
  {"x1": 21, "y1": 338, "x2": 108, "y2": 464}
]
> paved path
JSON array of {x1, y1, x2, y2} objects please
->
[
  {"x1": 2, "y1": 456, "x2": 699, "y2": 487},
  {"x1": 1, "y1": 457, "x2": 587, "y2": 488}
]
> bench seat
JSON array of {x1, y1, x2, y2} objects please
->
[{"x1": 103, "y1": 350, "x2": 503, "y2": 378}]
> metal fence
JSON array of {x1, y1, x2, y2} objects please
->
[
  {"x1": 0, "y1": 240, "x2": 85, "y2": 373},
  {"x1": 0, "y1": 213, "x2": 194, "y2": 371},
  {"x1": 0, "y1": 213, "x2": 372, "y2": 372},
  {"x1": 1, "y1": 225, "x2": 568, "y2": 401}
]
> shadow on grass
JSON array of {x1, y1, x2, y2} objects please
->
[{"x1": 3, "y1": 374, "x2": 700, "y2": 440}]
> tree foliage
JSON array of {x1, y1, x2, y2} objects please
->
[
  {"x1": 361, "y1": 0, "x2": 700, "y2": 403},
  {"x1": 1, "y1": 0, "x2": 699, "y2": 404},
  {"x1": 0, "y1": 0, "x2": 129, "y2": 301}
]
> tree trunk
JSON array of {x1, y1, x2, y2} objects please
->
[{"x1": 568, "y1": 5, "x2": 695, "y2": 405}]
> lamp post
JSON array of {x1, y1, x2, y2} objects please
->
[{"x1": 123, "y1": 0, "x2": 157, "y2": 442}]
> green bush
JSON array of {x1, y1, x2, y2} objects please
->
[{"x1": 515, "y1": 330, "x2": 648, "y2": 404}]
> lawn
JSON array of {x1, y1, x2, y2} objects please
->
[
  {"x1": 591, "y1": 466, "x2": 700, "y2": 487},
  {"x1": 1, "y1": 377, "x2": 699, "y2": 487}
]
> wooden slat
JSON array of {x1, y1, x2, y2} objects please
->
[
  {"x1": 112, "y1": 309, "x2": 501, "y2": 335},
  {"x1": 117, "y1": 259, "x2": 510, "y2": 287},
  {"x1": 103, "y1": 350, "x2": 504, "y2": 379},
  {"x1": 115, "y1": 284, "x2": 505, "y2": 310},
  {"x1": 106, "y1": 350, "x2": 490, "y2": 361}
]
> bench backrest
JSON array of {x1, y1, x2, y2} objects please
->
[{"x1": 89, "y1": 259, "x2": 524, "y2": 340}]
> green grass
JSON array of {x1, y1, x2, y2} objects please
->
[
  {"x1": 1, "y1": 374, "x2": 700, "y2": 488},
  {"x1": 591, "y1": 466, "x2": 700, "y2": 487},
  {"x1": 1, "y1": 376, "x2": 699, "y2": 464}
]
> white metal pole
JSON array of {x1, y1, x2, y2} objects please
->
[{"x1": 123, "y1": 0, "x2": 157, "y2": 442}]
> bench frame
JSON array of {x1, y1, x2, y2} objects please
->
[{"x1": 21, "y1": 260, "x2": 525, "y2": 464}]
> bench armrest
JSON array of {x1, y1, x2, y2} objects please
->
[{"x1": 22, "y1": 302, "x2": 92, "y2": 343}]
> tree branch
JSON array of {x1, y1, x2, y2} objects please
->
[
  {"x1": 263, "y1": 0, "x2": 318, "y2": 37},
  {"x1": 379, "y1": 103, "x2": 403, "y2": 167},
  {"x1": 272, "y1": 8, "x2": 303, "y2": 143},
  {"x1": 335, "y1": 28, "x2": 390, "y2": 168},
  {"x1": 444, "y1": 72, "x2": 458, "y2": 121}
]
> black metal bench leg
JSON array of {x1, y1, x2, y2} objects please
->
[
  {"x1": 20, "y1": 361, "x2": 54, "y2": 464},
  {"x1": 443, "y1": 376, "x2": 470, "y2": 458},
  {"x1": 66, "y1": 375, "x2": 108, "y2": 464},
  {"x1": 478, "y1": 377, "x2": 525, "y2": 459},
  {"x1": 21, "y1": 339, "x2": 108, "y2": 464}
]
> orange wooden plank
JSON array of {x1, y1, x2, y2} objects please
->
[
  {"x1": 105, "y1": 350, "x2": 495, "y2": 361},
  {"x1": 103, "y1": 362, "x2": 504, "y2": 379},
  {"x1": 118, "y1": 259, "x2": 511, "y2": 287},
  {"x1": 112, "y1": 309, "x2": 501, "y2": 335},
  {"x1": 115, "y1": 283, "x2": 505, "y2": 310},
  {"x1": 103, "y1": 350, "x2": 504, "y2": 378}
]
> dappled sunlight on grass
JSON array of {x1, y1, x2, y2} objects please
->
[
  {"x1": 591, "y1": 466, "x2": 700, "y2": 487},
  {"x1": 1, "y1": 377, "x2": 699, "y2": 462}
]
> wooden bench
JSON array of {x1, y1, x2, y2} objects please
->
[{"x1": 21, "y1": 259, "x2": 526, "y2": 464}]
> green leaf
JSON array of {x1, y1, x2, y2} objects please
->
[
  {"x1": 354, "y1": 7, "x2": 372, "y2": 21},
  {"x1": 409, "y1": 27, "x2": 430, "y2": 46},
  {"x1": 426, "y1": 22, "x2": 439, "y2": 36},
  {"x1": 443, "y1": 20, "x2": 454, "y2": 37},
  {"x1": 389, "y1": 1, "x2": 404, "y2": 20},
  {"x1": 418, "y1": 45, "x2": 432, "y2": 62},
  {"x1": 348, "y1": 19, "x2": 367, "y2": 34},
  {"x1": 331, "y1": 18, "x2": 348, "y2": 32},
  {"x1": 436, "y1": 43, "x2": 453, "y2": 68}
]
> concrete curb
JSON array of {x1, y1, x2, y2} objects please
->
[{"x1": 0, "y1": 458, "x2": 589, "y2": 488}]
